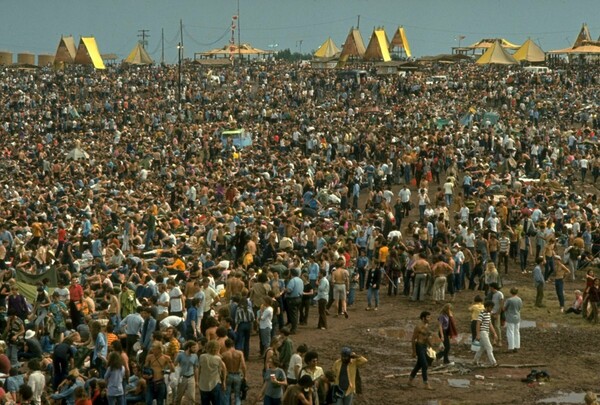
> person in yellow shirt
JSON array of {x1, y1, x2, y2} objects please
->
[
  {"x1": 165, "y1": 255, "x2": 186, "y2": 272},
  {"x1": 378, "y1": 242, "x2": 389, "y2": 268},
  {"x1": 468, "y1": 295, "x2": 485, "y2": 342}
]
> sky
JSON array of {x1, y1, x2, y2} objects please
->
[{"x1": 1, "y1": 0, "x2": 600, "y2": 64}]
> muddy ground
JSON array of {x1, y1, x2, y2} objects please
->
[
  {"x1": 242, "y1": 182, "x2": 600, "y2": 405},
  {"x1": 245, "y1": 269, "x2": 598, "y2": 405}
]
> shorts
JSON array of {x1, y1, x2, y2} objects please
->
[{"x1": 333, "y1": 284, "x2": 347, "y2": 300}]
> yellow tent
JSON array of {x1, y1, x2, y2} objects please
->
[
  {"x1": 54, "y1": 35, "x2": 77, "y2": 63},
  {"x1": 513, "y1": 39, "x2": 546, "y2": 63},
  {"x1": 338, "y1": 27, "x2": 366, "y2": 66},
  {"x1": 573, "y1": 23, "x2": 592, "y2": 48},
  {"x1": 74, "y1": 37, "x2": 106, "y2": 69},
  {"x1": 476, "y1": 40, "x2": 518, "y2": 65},
  {"x1": 389, "y1": 26, "x2": 412, "y2": 57},
  {"x1": 124, "y1": 42, "x2": 154, "y2": 65},
  {"x1": 364, "y1": 28, "x2": 391, "y2": 62},
  {"x1": 314, "y1": 37, "x2": 341, "y2": 59},
  {"x1": 469, "y1": 38, "x2": 520, "y2": 50}
]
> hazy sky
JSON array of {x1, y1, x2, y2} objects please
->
[{"x1": 1, "y1": 0, "x2": 599, "y2": 63}]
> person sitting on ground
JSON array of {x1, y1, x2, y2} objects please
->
[{"x1": 565, "y1": 290, "x2": 583, "y2": 315}]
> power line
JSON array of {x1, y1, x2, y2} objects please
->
[{"x1": 183, "y1": 25, "x2": 230, "y2": 47}]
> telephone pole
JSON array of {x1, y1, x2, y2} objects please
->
[
  {"x1": 357, "y1": 15, "x2": 361, "y2": 29},
  {"x1": 161, "y1": 28, "x2": 165, "y2": 65},
  {"x1": 137, "y1": 29, "x2": 150, "y2": 49}
]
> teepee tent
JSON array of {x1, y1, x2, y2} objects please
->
[
  {"x1": 74, "y1": 37, "x2": 106, "y2": 69},
  {"x1": 124, "y1": 42, "x2": 154, "y2": 65},
  {"x1": 513, "y1": 39, "x2": 546, "y2": 63},
  {"x1": 389, "y1": 26, "x2": 412, "y2": 57},
  {"x1": 476, "y1": 40, "x2": 518, "y2": 65},
  {"x1": 574, "y1": 23, "x2": 592, "y2": 48},
  {"x1": 314, "y1": 37, "x2": 341, "y2": 59},
  {"x1": 54, "y1": 36, "x2": 77, "y2": 64},
  {"x1": 363, "y1": 28, "x2": 391, "y2": 62},
  {"x1": 338, "y1": 27, "x2": 366, "y2": 66}
]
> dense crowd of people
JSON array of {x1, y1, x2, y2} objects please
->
[{"x1": 0, "y1": 57, "x2": 598, "y2": 404}]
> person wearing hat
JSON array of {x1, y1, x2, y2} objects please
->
[
  {"x1": 331, "y1": 347, "x2": 367, "y2": 404},
  {"x1": 18, "y1": 329, "x2": 42, "y2": 361},
  {"x1": 50, "y1": 368, "x2": 85, "y2": 404}
]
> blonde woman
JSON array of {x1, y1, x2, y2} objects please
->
[{"x1": 483, "y1": 262, "x2": 500, "y2": 295}]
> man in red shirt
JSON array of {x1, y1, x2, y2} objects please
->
[{"x1": 69, "y1": 275, "x2": 84, "y2": 328}]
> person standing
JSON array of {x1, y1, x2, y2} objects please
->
[
  {"x1": 286, "y1": 269, "x2": 304, "y2": 333},
  {"x1": 365, "y1": 265, "x2": 382, "y2": 311},
  {"x1": 315, "y1": 270, "x2": 329, "y2": 330},
  {"x1": 473, "y1": 301, "x2": 498, "y2": 367},
  {"x1": 411, "y1": 253, "x2": 432, "y2": 302},
  {"x1": 234, "y1": 298, "x2": 255, "y2": 360},
  {"x1": 258, "y1": 297, "x2": 274, "y2": 357},
  {"x1": 332, "y1": 347, "x2": 367, "y2": 405},
  {"x1": 409, "y1": 311, "x2": 433, "y2": 390},
  {"x1": 329, "y1": 260, "x2": 350, "y2": 318},
  {"x1": 221, "y1": 338, "x2": 246, "y2": 405},
  {"x1": 533, "y1": 257, "x2": 545, "y2": 307},
  {"x1": 144, "y1": 341, "x2": 175, "y2": 405},
  {"x1": 554, "y1": 256, "x2": 571, "y2": 313},
  {"x1": 503, "y1": 288, "x2": 522, "y2": 353},
  {"x1": 436, "y1": 304, "x2": 456, "y2": 365},
  {"x1": 488, "y1": 283, "x2": 504, "y2": 347},
  {"x1": 104, "y1": 351, "x2": 126, "y2": 405},
  {"x1": 199, "y1": 340, "x2": 227, "y2": 405},
  {"x1": 175, "y1": 340, "x2": 199, "y2": 405}
]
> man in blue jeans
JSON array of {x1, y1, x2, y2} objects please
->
[
  {"x1": 221, "y1": 338, "x2": 246, "y2": 405},
  {"x1": 332, "y1": 347, "x2": 368, "y2": 405}
]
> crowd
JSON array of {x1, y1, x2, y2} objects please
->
[{"x1": 0, "y1": 57, "x2": 598, "y2": 404}]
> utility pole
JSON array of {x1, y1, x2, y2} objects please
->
[
  {"x1": 178, "y1": 20, "x2": 183, "y2": 108},
  {"x1": 137, "y1": 29, "x2": 150, "y2": 49},
  {"x1": 161, "y1": 28, "x2": 165, "y2": 65},
  {"x1": 237, "y1": 0, "x2": 241, "y2": 61},
  {"x1": 357, "y1": 15, "x2": 360, "y2": 30}
]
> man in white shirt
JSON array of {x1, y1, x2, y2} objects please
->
[
  {"x1": 168, "y1": 279, "x2": 185, "y2": 317},
  {"x1": 27, "y1": 358, "x2": 46, "y2": 405},
  {"x1": 157, "y1": 283, "x2": 170, "y2": 320},
  {"x1": 398, "y1": 185, "x2": 411, "y2": 217},
  {"x1": 443, "y1": 179, "x2": 454, "y2": 207}
]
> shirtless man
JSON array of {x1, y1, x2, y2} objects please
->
[
  {"x1": 409, "y1": 311, "x2": 434, "y2": 390},
  {"x1": 412, "y1": 253, "x2": 432, "y2": 302},
  {"x1": 432, "y1": 258, "x2": 453, "y2": 304},
  {"x1": 225, "y1": 272, "x2": 245, "y2": 302},
  {"x1": 184, "y1": 274, "x2": 201, "y2": 308},
  {"x1": 330, "y1": 258, "x2": 350, "y2": 318},
  {"x1": 144, "y1": 341, "x2": 175, "y2": 404},
  {"x1": 221, "y1": 338, "x2": 247, "y2": 405}
]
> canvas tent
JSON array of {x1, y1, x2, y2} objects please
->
[
  {"x1": 549, "y1": 24, "x2": 600, "y2": 55},
  {"x1": 573, "y1": 23, "x2": 592, "y2": 48},
  {"x1": 74, "y1": 37, "x2": 106, "y2": 69},
  {"x1": 469, "y1": 38, "x2": 520, "y2": 50},
  {"x1": 54, "y1": 35, "x2": 77, "y2": 64},
  {"x1": 389, "y1": 26, "x2": 412, "y2": 57},
  {"x1": 338, "y1": 27, "x2": 366, "y2": 66},
  {"x1": 513, "y1": 39, "x2": 546, "y2": 63},
  {"x1": 198, "y1": 43, "x2": 273, "y2": 58},
  {"x1": 124, "y1": 42, "x2": 154, "y2": 65},
  {"x1": 314, "y1": 37, "x2": 341, "y2": 59},
  {"x1": 476, "y1": 40, "x2": 518, "y2": 65},
  {"x1": 363, "y1": 28, "x2": 391, "y2": 62}
]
